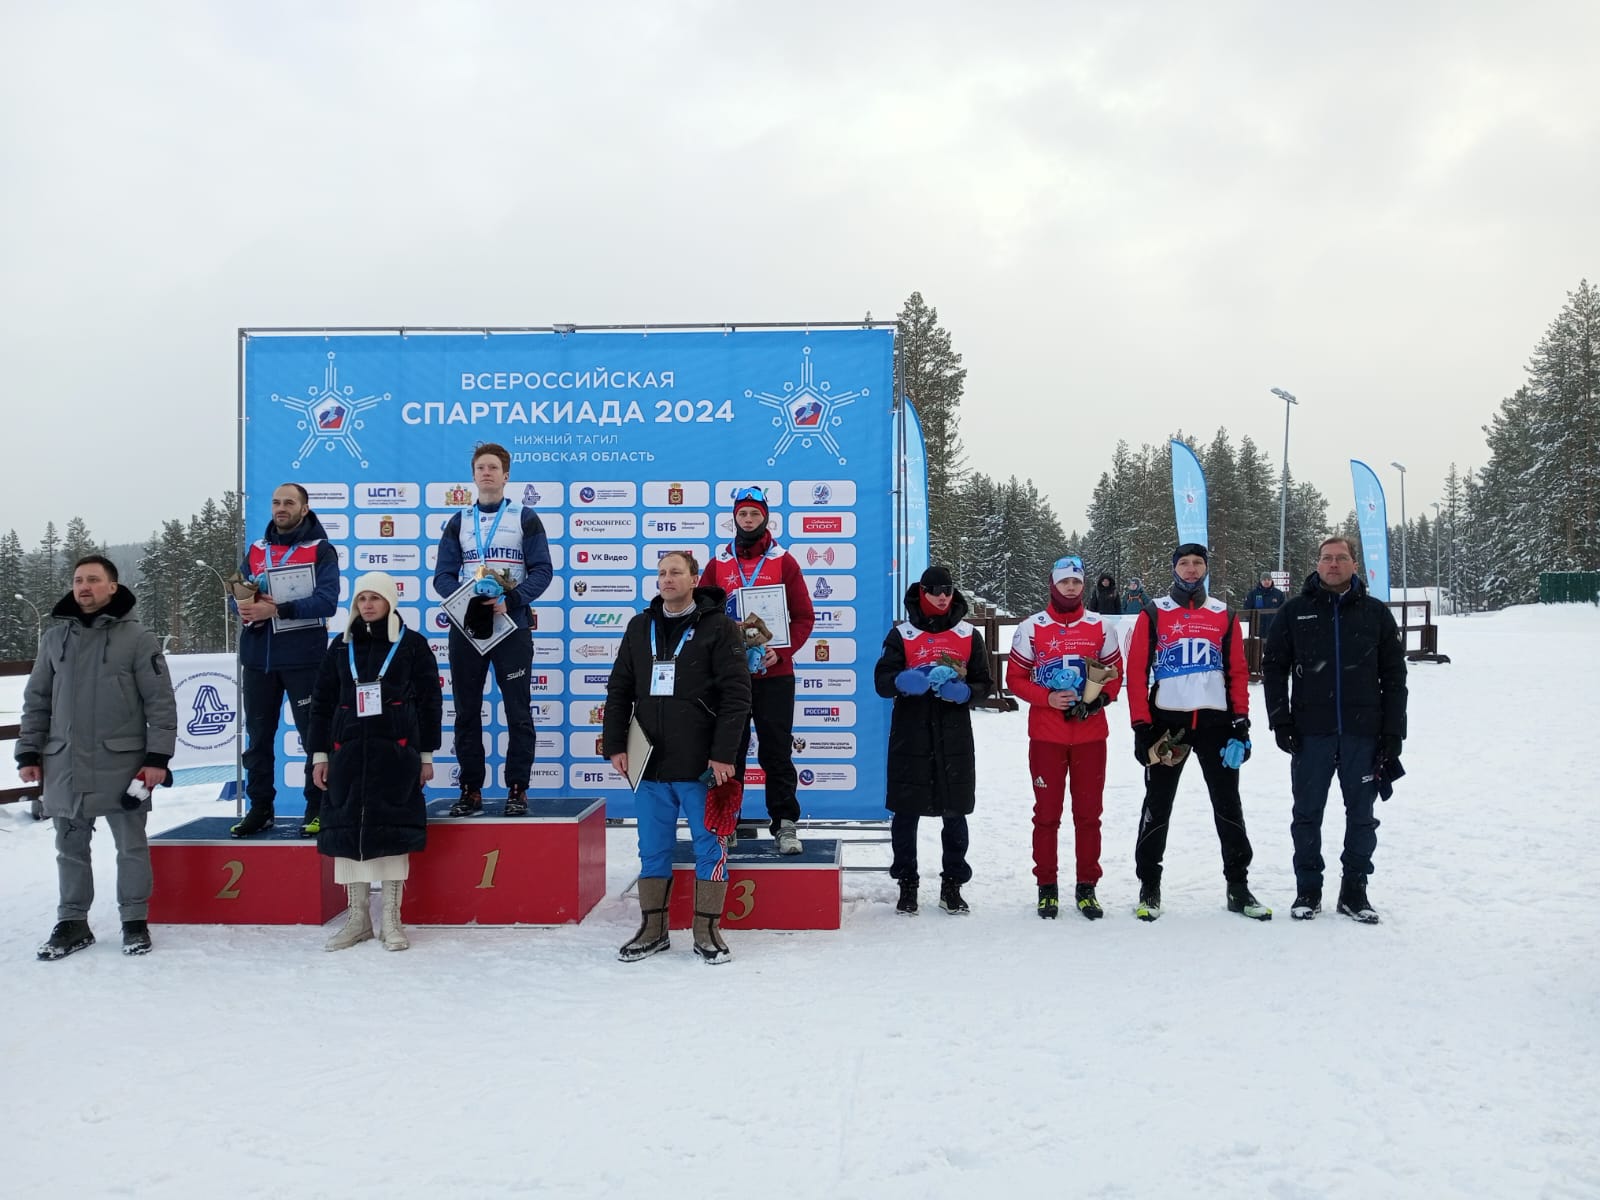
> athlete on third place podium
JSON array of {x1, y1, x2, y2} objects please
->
[
  {"x1": 432, "y1": 442, "x2": 554, "y2": 818},
  {"x1": 698, "y1": 485, "x2": 814, "y2": 854}
]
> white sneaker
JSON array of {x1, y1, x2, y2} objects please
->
[{"x1": 775, "y1": 820, "x2": 802, "y2": 855}]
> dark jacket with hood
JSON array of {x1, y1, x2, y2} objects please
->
[
  {"x1": 603, "y1": 587, "x2": 752, "y2": 782},
  {"x1": 237, "y1": 511, "x2": 340, "y2": 672},
  {"x1": 306, "y1": 615, "x2": 442, "y2": 860},
  {"x1": 1088, "y1": 574, "x2": 1121, "y2": 615},
  {"x1": 1260, "y1": 572, "x2": 1407, "y2": 739},
  {"x1": 872, "y1": 584, "x2": 992, "y2": 817}
]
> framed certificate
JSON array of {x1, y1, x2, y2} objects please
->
[
  {"x1": 262, "y1": 564, "x2": 324, "y2": 633},
  {"x1": 735, "y1": 584, "x2": 791, "y2": 649},
  {"x1": 441, "y1": 582, "x2": 520, "y2": 655},
  {"x1": 625, "y1": 717, "x2": 654, "y2": 792}
]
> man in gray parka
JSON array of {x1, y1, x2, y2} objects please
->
[{"x1": 16, "y1": 555, "x2": 176, "y2": 959}]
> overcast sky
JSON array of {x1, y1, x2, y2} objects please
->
[{"x1": 2, "y1": 1, "x2": 1595, "y2": 552}]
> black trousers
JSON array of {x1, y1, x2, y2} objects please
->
[
  {"x1": 1291, "y1": 733, "x2": 1381, "y2": 891},
  {"x1": 889, "y1": 811, "x2": 971, "y2": 885},
  {"x1": 447, "y1": 625, "x2": 535, "y2": 790},
  {"x1": 734, "y1": 674, "x2": 799, "y2": 831},
  {"x1": 1134, "y1": 724, "x2": 1254, "y2": 887},
  {"x1": 241, "y1": 665, "x2": 322, "y2": 817}
]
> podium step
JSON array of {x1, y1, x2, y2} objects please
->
[{"x1": 668, "y1": 838, "x2": 842, "y2": 930}]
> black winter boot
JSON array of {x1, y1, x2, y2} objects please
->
[
  {"x1": 1337, "y1": 876, "x2": 1380, "y2": 924},
  {"x1": 938, "y1": 879, "x2": 970, "y2": 915},
  {"x1": 37, "y1": 920, "x2": 95, "y2": 960},
  {"x1": 447, "y1": 787, "x2": 483, "y2": 818},
  {"x1": 1291, "y1": 888, "x2": 1322, "y2": 920},
  {"x1": 1227, "y1": 883, "x2": 1273, "y2": 921},
  {"x1": 1037, "y1": 883, "x2": 1059, "y2": 919},
  {"x1": 896, "y1": 879, "x2": 919, "y2": 916},
  {"x1": 121, "y1": 920, "x2": 153, "y2": 956},
  {"x1": 503, "y1": 784, "x2": 528, "y2": 818},
  {"x1": 1075, "y1": 883, "x2": 1104, "y2": 920}
]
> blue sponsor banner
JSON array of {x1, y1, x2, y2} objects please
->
[
  {"x1": 243, "y1": 328, "x2": 894, "y2": 819},
  {"x1": 1170, "y1": 439, "x2": 1208, "y2": 547},
  {"x1": 899, "y1": 400, "x2": 930, "y2": 599},
  {"x1": 1349, "y1": 459, "x2": 1391, "y2": 601}
]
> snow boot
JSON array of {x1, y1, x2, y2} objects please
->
[
  {"x1": 938, "y1": 879, "x2": 970, "y2": 915},
  {"x1": 1337, "y1": 876, "x2": 1380, "y2": 924},
  {"x1": 1135, "y1": 884, "x2": 1162, "y2": 922},
  {"x1": 503, "y1": 784, "x2": 528, "y2": 818},
  {"x1": 1227, "y1": 884, "x2": 1273, "y2": 921},
  {"x1": 1037, "y1": 883, "x2": 1059, "y2": 919},
  {"x1": 230, "y1": 804, "x2": 274, "y2": 838},
  {"x1": 774, "y1": 820, "x2": 803, "y2": 855},
  {"x1": 380, "y1": 880, "x2": 410, "y2": 951},
  {"x1": 896, "y1": 879, "x2": 919, "y2": 916},
  {"x1": 300, "y1": 815, "x2": 322, "y2": 837},
  {"x1": 1291, "y1": 888, "x2": 1322, "y2": 921},
  {"x1": 618, "y1": 877, "x2": 672, "y2": 962},
  {"x1": 1075, "y1": 883, "x2": 1104, "y2": 920},
  {"x1": 121, "y1": 920, "x2": 153, "y2": 956},
  {"x1": 325, "y1": 883, "x2": 375, "y2": 951},
  {"x1": 37, "y1": 919, "x2": 95, "y2": 961},
  {"x1": 447, "y1": 787, "x2": 482, "y2": 818},
  {"x1": 692, "y1": 879, "x2": 732, "y2": 965}
]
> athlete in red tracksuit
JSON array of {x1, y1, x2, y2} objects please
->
[
  {"x1": 1124, "y1": 542, "x2": 1268, "y2": 922},
  {"x1": 698, "y1": 486, "x2": 815, "y2": 854},
  {"x1": 1007, "y1": 556, "x2": 1123, "y2": 920}
]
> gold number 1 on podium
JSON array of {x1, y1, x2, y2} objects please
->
[{"x1": 477, "y1": 849, "x2": 501, "y2": 890}]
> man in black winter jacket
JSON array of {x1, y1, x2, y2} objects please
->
[
  {"x1": 1261, "y1": 536, "x2": 1408, "y2": 924},
  {"x1": 1087, "y1": 573, "x2": 1121, "y2": 615}
]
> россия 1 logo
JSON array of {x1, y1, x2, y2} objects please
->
[
  {"x1": 748, "y1": 346, "x2": 866, "y2": 467},
  {"x1": 272, "y1": 351, "x2": 393, "y2": 469}
]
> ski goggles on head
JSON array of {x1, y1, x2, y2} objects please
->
[{"x1": 731, "y1": 486, "x2": 767, "y2": 504}]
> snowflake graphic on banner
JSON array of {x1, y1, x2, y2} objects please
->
[
  {"x1": 271, "y1": 351, "x2": 392, "y2": 468},
  {"x1": 748, "y1": 346, "x2": 866, "y2": 466},
  {"x1": 1360, "y1": 484, "x2": 1389, "y2": 582}
]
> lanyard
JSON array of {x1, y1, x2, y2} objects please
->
[
  {"x1": 729, "y1": 545, "x2": 765, "y2": 591},
  {"x1": 349, "y1": 635, "x2": 401, "y2": 684},
  {"x1": 473, "y1": 501, "x2": 509, "y2": 565},
  {"x1": 649, "y1": 614, "x2": 697, "y2": 661},
  {"x1": 265, "y1": 543, "x2": 294, "y2": 570}
]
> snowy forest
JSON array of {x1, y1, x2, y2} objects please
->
[{"x1": 0, "y1": 282, "x2": 1592, "y2": 657}]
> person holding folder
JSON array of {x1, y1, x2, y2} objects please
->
[{"x1": 605, "y1": 552, "x2": 751, "y2": 965}]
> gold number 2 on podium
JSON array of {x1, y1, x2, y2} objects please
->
[
  {"x1": 216, "y1": 860, "x2": 245, "y2": 900},
  {"x1": 477, "y1": 849, "x2": 501, "y2": 890}
]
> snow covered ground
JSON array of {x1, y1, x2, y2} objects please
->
[{"x1": 3, "y1": 605, "x2": 1598, "y2": 1199}]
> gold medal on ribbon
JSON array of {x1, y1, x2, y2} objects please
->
[{"x1": 474, "y1": 564, "x2": 488, "y2": 580}]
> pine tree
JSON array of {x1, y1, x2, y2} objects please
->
[
  {"x1": 896, "y1": 293, "x2": 968, "y2": 568},
  {"x1": 0, "y1": 529, "x2": 27, "y2": 657},
  {"x1": 60, "y1": 517, "x2": 100, "y2": 576}
]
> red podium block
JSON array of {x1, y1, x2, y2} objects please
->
[
  {"x1": 149, "y1": 818, "x2": 342, "y2": 925},
  {"x1": 405, "y1": 796, "x2": 606, "y2": 925},
  {"x1": 668, "y1": 838, "x2": 841, "y2": 930}
]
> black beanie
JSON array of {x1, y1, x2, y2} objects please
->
[
  {"x1": 1172, "y1": 542, "x2": 1209, "y2": 566},
  {"x1": 920, "y1": 565, "x2": 954, "y2": 590}
]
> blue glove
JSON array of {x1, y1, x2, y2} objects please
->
[
  {"x1": 895, "y1": 668, "x2": 932, "y2": 696},
  {"x1": 936, "y1": 679, "x2": 971, "y2": 704},
  {"x1": 472, "y1": 575, "x2": 505, "y2": 598},
  {"x1": 927, "y1": 664, "x2": 959, "y2": 688},
  {"x1": 1221, "y1": 738, "x2": 1251, "y2": 769},
  {"x1": 745, "y1": 646, "x2": 768, "y2": 674}
]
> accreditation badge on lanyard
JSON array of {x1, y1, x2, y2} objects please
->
[
  {"x1": 350, "y1": 637, "x2": 401, "y2": 718},
  {"x1": 649, "y1": 619, "x2": 695, "y2": 696}
]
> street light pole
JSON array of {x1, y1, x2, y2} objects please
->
[
  {"x1": 1390, "y1": 461, "x2": 1408, "y2": 604},
  {"x1": 1270, "y1": 388, "x2": 1298, "y2": 572},
  {"x1": 13, "y1": 592, "x2": 42, "y2": 645},
  {"x1": 194, "y1": 559, "x2": 232, "y2": 655}
]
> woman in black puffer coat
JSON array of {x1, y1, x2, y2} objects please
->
[{"x1": 307, "y1": 571, "x2": 442, "y2": 952}]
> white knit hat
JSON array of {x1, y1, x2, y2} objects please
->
[{"x1": 350, "y1": 571, "x2": 403, "y2": 642}]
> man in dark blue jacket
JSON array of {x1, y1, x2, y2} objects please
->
[
  {"x1": 1261, "y1": 536, "x2": 1408, "y2": 924},
  {"x1": 432, "y1": 443, "x2": 553, "y2": 817},
  {"x1": 232, "y1": 484, "x2": 341, "y2": 837}
]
